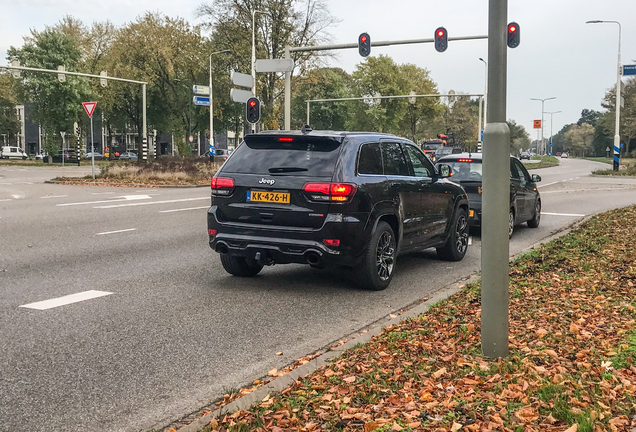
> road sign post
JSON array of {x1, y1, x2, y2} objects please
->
[
  {"x1": 60, "y1": 131, "x2": 66, "y2": 166},
  {"x1": 481, "y1": 0, "x2": 510, "y2": 359},
  {"x1": 82, "y1": 102, "x2": 97, "y2": 179}
]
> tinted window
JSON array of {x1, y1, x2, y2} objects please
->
[
  {"x1": 404, "y1": 144, "x2": 433, "y2": 177},
  {"x1": 358, "y1": 143, "x2": 383, "y2": 175},
  {"x1": 222, "y1": 135, "x2": 342, "y2": 177},
  {"x1": 381, "y1": 143, "x2": 409, "y2": 176},
  {"x1": 513, "y1": 159, "x2": 530, "y2": 181},
  {"x1": 510, "y1": 160, "x2": 522, "y2": 180},
  {"x1": 444, "y1": 160, "x2": 483, "y2": 181}
]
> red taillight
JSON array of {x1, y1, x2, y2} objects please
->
[
  {"x1": 208, "y1": 229, "x2": 217, "y2": 236},
  {"x1": 458, "y1": 158, "x2": 473, "y2": 162},
  {"x1": 323, "y1": 239, "x2": 340, "y2": 247},
  {"x1": 278, "y1": 137, "x2": 293, "y2": 142},
  {"x1": 211, "y1": 177, "x2": 234, "y2": 196},
  {"x1": 302, "y1": 182, "x2": 356, "y2": 202}
]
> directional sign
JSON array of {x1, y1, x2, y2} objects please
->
[
  {"x1": 193, "y1": 85, "x2": 210, "y2": 95},
  {"x1": 622, "y1": 64, "x2": 636, "y2": 76},
  {"x1": 209, "y1": 146, "x2": 216, "y2": 156},
  {"x1": 230, "y1": 71, "x2": 254, "y2": 89},
  {"x1": 255, "y1": 59, "x2": 295, "y2": 73},
  {"x1": 82, "y1": 101, "x2": 98, "y2": 118},
  {"x1": 193, "y1": 96, "x2": 211, "y2": 106},
  {"x1": 533, "y1": 120, "x2": 541, "y2": 129},
  {"x1": 549, "y1": 142, "x2": 553, "y2": 147},
  {"x1": 230, "y1": 88, "x2": 254, "y2": 104}
]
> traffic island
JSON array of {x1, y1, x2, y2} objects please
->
[
  {"x1": 593, "y1": 159, "x2": 636, "y2": 177},
  {"x1": 177, "y1": 205, "x2": 636, "y2": 432},
  {"x1": 525, "y1": 155, "x2": 560, "y2": 170}
]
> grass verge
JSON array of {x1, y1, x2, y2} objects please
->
[
  {"x1": 585, "y1": 157, "x2": 613, "y2": 165},
  {"x1": 191, "y1": 205, "x2": 636, "y2": 432},
  {"x1": 526, "y1": 155, "x2": 559, "y2": 169},
  {"x1": 53, "y1": 157, "x2": 220, "y2": 186},
  {"x1": 593, "y1": 158, "x2": 636, "y2": 176}
]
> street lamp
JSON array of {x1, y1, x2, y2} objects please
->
[
  {"x1": 587, "y1": 20, "x2": 621, "y2": 171},
  {"x1": 545, "y1": 110, "x2": 561, "y2": 154},
  {"x1": 209, "y1": 49, "x2": 231, "y2": 159},
  {"x1": 251, "y1": 9, "x2": 268, "y2": 133},
  {"x1": 479, "y1": 58, "x2": 488, "y2": 131},
  {"x1": 530, "y1": 97, "x2": 556, "y2": 154}
]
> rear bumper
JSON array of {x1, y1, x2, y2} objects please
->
[
  {"x1": 207, "y1": 206, "x2": 368, "y2": 267},
  {"x1": 468, "y1": 200, "x2": 482, "y2": 227}
]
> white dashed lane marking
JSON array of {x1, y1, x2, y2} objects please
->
[
  {"x1": 40, "y1": 195, "x2": 68, "y2": 199},
  {"x1": 19, "y1": 290, "x2": 113, "y2": 310},
  {"x1": 96, "y1": 228, "x2": 137, "y2": 236},
  {"x1": 159, "y1": 206, "x2": 209, "y2": 213},
  {"x1": 541, "y1": 212, "x2": 585, "y2": 217},
  {"x1": 95, "y1": 197, "x2": 208, "y2": 209},
  {"x1": 57, "y1": 195, "x2": 152, "y2": 206}
]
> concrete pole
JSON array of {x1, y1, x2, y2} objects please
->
[
  {"x1": 478, "y1": 96, "x2": 482, "y2": 145},
  {"x1": 481, "y1": 0, "x2": 510, "y2": 359},
  {"x1": 614, "y1": 25, "x2": 622, "y2": 171},
  {"x1": 306, "y1": 101, "x2": 310, "y2": 126},
  {"x1": 285, "y1": 46, "x2": 291, "y2": 130},
  {"x1": 142, "y1": 83, "x2": 147, "y2": 161}
]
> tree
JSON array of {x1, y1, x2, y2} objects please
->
[
  {"x1": 551, "y1": 123, "x2": 573, "y2": 154},
  {"x1": 397, "y1": 64, "x2": 441, "y2": 143},
  {"x1": 0, "y1": 74, "x2": 21, "y2": 144},
  {"x1": 507, "y1": 120, "x2": 530, "y2": 155},
  {"x1": 441, "y1": 94, "x2": 479, "y2": 149},
  {"x1": 564, "y1": 123, "x2": 594, "y2": 157},
  {"x1": 197, "y1": 0, "x2": 336, "y2": 129},
  {"x1": 7, "y1": 28, "x2": 88, "y2": 159},
  {"x1": 577, "y1": 109, "x2": 601, "y2": 127},
  {"x1": 291, "y1": 67, "x2": 352, "y2": 130}
]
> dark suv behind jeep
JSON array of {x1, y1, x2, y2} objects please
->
[{"x1": 207, "y1": 130, "x2": 470, "y2": 290}]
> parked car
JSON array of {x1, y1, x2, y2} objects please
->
[
  {"x1": 432, "y1": 146, "x2": 463, "y2": 162},
  {"x1": 561, "y1": 152, "x2": 568, "y2": 158},
  {"x1": 52, "y1": 150, "x2": 79, "y2": 163},
  {"x1": 35, "y1": 151, "x2": 48, "y2": 160},
  {"x1": 83, "y1": 152, "x2": 105, "y2": 161},
  {"x1": 556, "y1": 152, "x2": 562, "y2": 157},
  {"x1": 520, "y1": 151, "x2": 531, "y2": 160},
  {"x1": 118, "y1": 151, "x2": 138, "y2": 161},
  {"x1": 1, "y1": 146, "x2": 28, "y2": 160},
  {"x1": 436, "y1": 152, "x2": 542, "y2": 239},
  {"x1": 208, "y1": 130, "x2": 470, "y2": 290}
]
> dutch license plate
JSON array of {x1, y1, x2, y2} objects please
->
[{"x1": 247, "y1": 190, "x2": 290, "y2": 204}]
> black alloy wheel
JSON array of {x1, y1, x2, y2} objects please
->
[
  {"x1": 528, "y1": 200, "x2": 541, "y2": 228},
  {"x1": 437, "y1": 208, "x2": 469, "y2": 261},
  {"x1": 357, "y1": 221, "x2": 396, "y2": 291}
]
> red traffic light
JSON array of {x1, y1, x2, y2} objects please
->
[
  {"x1": 507, "y1": 21, "x2": 520, "y2": 48},
  {"x1": 437, "y1": 30, "x2": 445, "y2": 37},
  {"x1": 508, "y1": 25, "x2": 516, "y2": 33},
  {"x1": 249, "y1": 100, "x2": 256, "y2": 107},
  {"x1": 361, "y1": 36, "x2": 367, "y2": 42}
]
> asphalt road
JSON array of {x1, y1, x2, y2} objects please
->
[{"x1": 1, "y1": 158, "x2": 635, "y2": 432}]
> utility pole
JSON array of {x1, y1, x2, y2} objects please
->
[
  {"x1": 530, "y1": 97, "x2": 555, "y2": 154},
  {"x1": 251, "y1": 9, "x2": 267, "y2": 133},
  {"x1": 546, "y1": 111, "x2": 561, "y2": 153},
  {"x1": 481, "y1": 0, "x2": 511, "y2": 359}
]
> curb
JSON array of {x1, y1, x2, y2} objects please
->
[
  {"x1": 44, "y1": 180, "x2": 209, "y2": 188},
  {"x1": 591, "y1": 174, "x2": 636, "y2": 179},
  {"x1": 167, "y1": 212, "x2": 597, "y2": 432}
]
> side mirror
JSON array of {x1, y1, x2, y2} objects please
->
[
  {"x1": 532, "y1": 174, "x2": 541, "y2": 182},
  {"x1": 439, "y1": 164, "x2": 452, "y2": 178}
]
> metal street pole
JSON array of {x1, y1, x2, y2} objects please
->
[
  {"x1": 90, "y1": 116, "x2": 95, "y2": 179},
  {"x1": 481, "y1": 0, "x2": 510, "y2": 359},
  {"x1": 479, "y1": 57, "x2": 488, "y2": 132},
  {"x1": 546, "y1": 111, "x2": 561, "y2": 153},
  {"x1": 251, "y1": 9, "x2": 267, "y2": 133},
  {"x1": 587, "y1": 20, "x2": 621, "y2": 170},
  {"x1": 530, "y1": 97, "x2": 555, "y2": 154},
  {"x1": 209, "y1": 50, "x2": 230, "y2": 161}
]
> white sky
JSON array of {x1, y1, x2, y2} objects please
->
[{"x1": 2, "y1": 0, "x2": 635, "y2": 137}]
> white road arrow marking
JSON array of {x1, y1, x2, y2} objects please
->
[{"x1": 19, "y1": 290, "x2": 113, "y2": 310}]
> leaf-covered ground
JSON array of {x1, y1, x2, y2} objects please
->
[{"x1": 195, "y1": 206, "x2": 636, "y2": 432}]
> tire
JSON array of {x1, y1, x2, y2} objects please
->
[
  {"x1": 527, "y1": 200, "x2": 541, "y2": 228},
  {"x1": 220, "y1": 254, "x2": 263, "y2": 277},
  {"x1": 437, "y1": 208, "x2": 469, "y2": 261},
  {"x1": 22, "y1": 156, "x2": 27, "y2": 160},
  {"x1": 508, "y1": 208, "x2": 515, "y2": 239},
  {"x1": 357, "y1": 221, "x2": 396, "y2": 291}
]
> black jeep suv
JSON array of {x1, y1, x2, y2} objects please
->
[{"x1": 207, "y1": 130, "x2": 470, "y2": 290}]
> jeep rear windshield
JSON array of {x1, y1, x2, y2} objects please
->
[{"x1": 221, "y1": 135, "x2": 343, "y2": 177}]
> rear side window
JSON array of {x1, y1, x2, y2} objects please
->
[
  {"x1": 222, "y1": 135, "x2": 343, "y2": 177},
  {"x1": 382, "y1": 142, "x2": 409, "y2": 176},
  {"x1": 358, "y1": 143, "x2": 383, "y2": 175}
]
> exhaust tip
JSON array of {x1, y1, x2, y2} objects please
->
[
  {"x1": 305, "y1": 252, "x2": 321, "y2": 266},
  {"x1": 216, "y1": 243, "x2": 229, "y2": 254}
]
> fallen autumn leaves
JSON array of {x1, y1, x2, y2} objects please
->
[{"x1": 193, "y1": 206, "x2": 636, "y2": 432}]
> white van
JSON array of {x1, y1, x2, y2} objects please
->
[{"x1": 1, "y1": 146, "x2": 28, "y2": 160}]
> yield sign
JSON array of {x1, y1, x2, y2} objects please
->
[{"x1": 82, "y1": 101, "x2": 98, "y2": 118}]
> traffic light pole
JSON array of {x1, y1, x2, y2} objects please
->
[
  {"x1": 481, "y1": 0, "x2": 510, "y2": 358},
  {"x1": 283, "y1": 34, "x2": 488, "y2": 130}
]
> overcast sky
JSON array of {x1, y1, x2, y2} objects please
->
[{"x1": 2, "y1": 0, "x2": 635, "y2": 138}]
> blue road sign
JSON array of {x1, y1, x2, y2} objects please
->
[
  {"x1": 549, "y1": 142, "x2": 553, "y2": 147},
  {"x1": 480, "y1": 130, "x2": 483, "y2": 142},
  {"x1": 209, "y1": 146, "x2": 216, "y2": 156},
  {"x1": 193, "y1": 96, "x2": 211, "y2": 106},
  {"x1": 547, "y1": 152, "x2": 552, "y2": 156},
  {"x1": 622, "y1": 64, "x2": 636, "y2": 76}
]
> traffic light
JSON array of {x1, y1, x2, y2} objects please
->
[
  {"x1": 75, "y1": 126, "x2": 81, "y2": 136},
  {"x1": 434, "y1": 27, "x2": 448, "y2": 52},
  {"x1": 246, "y1": 97, "x2": 261, "y2": 124},
  {"x1": 507, "y1": 22, "x2": 520, "y2": 48},
  {"x1": 358, "y1": 33, "x2": 371, "y2": 57}
]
